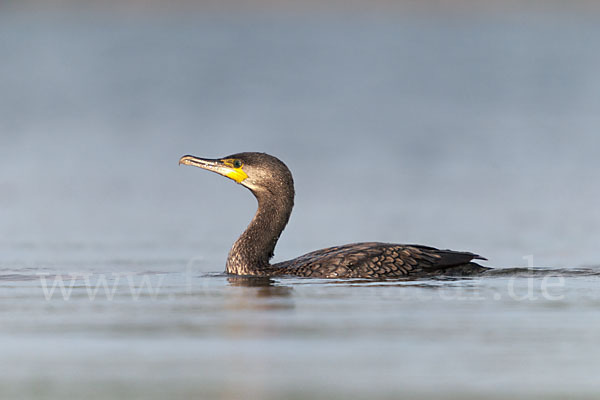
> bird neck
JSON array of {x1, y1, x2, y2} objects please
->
[{"x1": 226, "y1": 188, "x2": 294, "y2": 275}]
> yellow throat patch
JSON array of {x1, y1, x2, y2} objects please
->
[{"x1": 222, "y1": 159, "x2": 248, "y2": 183}]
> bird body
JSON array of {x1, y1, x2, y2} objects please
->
[
  {"x1": 272, "y1": 242, "x2": 486, "y2": 278},
  {"x1": 180, "y1": 152, "x2": 488, "y2": 279}
]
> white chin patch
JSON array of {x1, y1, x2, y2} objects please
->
[{"x1": 241, "y1": 180, "x2": 259, "y2": 190}]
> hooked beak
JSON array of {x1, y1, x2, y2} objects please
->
[
  {"x1": 179, "y1": 155, "x2": 222, "y2": 170},
  {"x1": 179, "y1": 155, "x2": 248, "y2": 184}
]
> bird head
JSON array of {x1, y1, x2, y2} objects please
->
[{"x1": 179, "y1": 152, "x2": 294, "y2": 196}]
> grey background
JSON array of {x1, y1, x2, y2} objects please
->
[{"x1": 1, "y1": 7, "x2": 599, "y2": 268}]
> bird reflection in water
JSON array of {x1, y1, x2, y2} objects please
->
[{"x1": 226, "y1": 276, "x2": 294, "y2": 311}]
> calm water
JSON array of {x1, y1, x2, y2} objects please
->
[{"x1": 1, "y1": 8, "x2": 600, "y2": 399}]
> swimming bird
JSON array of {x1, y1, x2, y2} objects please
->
[{"x1": 179, "y1": 152, "x2": 489, "y2": 278}]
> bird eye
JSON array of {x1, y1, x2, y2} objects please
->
[{"x1": 233, "y1": 159, "x2": 242, "y2": 169}]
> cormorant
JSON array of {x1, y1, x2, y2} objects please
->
[{"x1": 179, "y1": 152, "x2": 489, "y2": 278}]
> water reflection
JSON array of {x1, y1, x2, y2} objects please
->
[{"x1": 226, "y1": 276, "x2": 294, "y2": 310}]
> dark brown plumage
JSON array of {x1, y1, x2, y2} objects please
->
[
  {"x1": 273, "y1": 243, "x2": 486, "y2": 278},
  {"x1": 179, "y1": 152, "x2": 489, "y2": 279}
]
